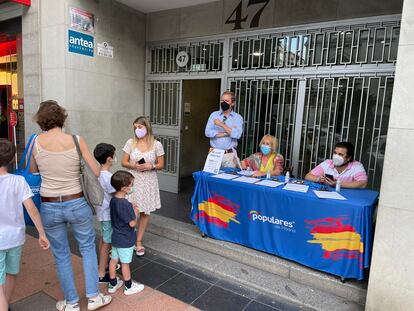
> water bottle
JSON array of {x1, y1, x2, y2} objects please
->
[
  {"x1": 335, "y1": 180, "x2": 341, "y2": 192},
  {"x1": 266, "y1": 169, "x2": 271, "y2": 180},
  {"x1": 284, "y1": 171, "x2": 290, "y2": 183}
]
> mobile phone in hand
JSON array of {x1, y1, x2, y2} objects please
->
[
  {"x1": 137, "y1": 158, "x2": 146, "y2": 165},
  {"x1": 325, "y1": 174, "x2": 334, "y2": 180}
]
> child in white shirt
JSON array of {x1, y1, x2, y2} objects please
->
[
  {"x1": 93, "y1": 143, "x2": 116, "y2": 283},
  {"x1": 0, "y1": 139, "x2": 49, "y2": 311}
]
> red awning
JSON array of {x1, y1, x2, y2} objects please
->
[
  {"x1": 0, "y1": 40, "x2": 16, "y2": 57},
  {"x1": 0, "y1": 0, "x2": 30, "y2": 6}
]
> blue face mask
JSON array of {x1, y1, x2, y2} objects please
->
[{"x1": 260, "y1": 145, "x2": 272, "y2": 155}]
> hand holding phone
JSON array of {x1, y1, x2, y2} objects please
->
[
  {"x1": 325, "y1": 174, "x2": 334, "y2": 180},
  {"x1": 137, "y1": 158, "x2": 146, "y2": 165}
]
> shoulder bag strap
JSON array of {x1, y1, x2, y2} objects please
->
[
  {"x1": 72, "y1": 135, "x2": 84, "y2": 162},
  {"x1": 19, "y1": 133, "x2": 37, "y2": 171}
]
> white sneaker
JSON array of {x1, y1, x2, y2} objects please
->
[
  {"x1": 108, "y1": 277, "x2": 124, "y2": 294},
  {"x1": 87, "y1": 293, "x2": 112, "y2": 310},
  {"x1": 124, "y1": 281, "x2": 145, "y2": 295},
  {"x1": 56, "y1": 300, "x2": 80, "y2": 311}
]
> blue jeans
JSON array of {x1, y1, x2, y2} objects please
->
[{"x1": 41, "y1": 198, "x2": 99, "y2": 304}]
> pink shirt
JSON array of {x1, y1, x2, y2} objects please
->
[{"x1": 311, "y1": 160, "x2": 367, "y2": 183}]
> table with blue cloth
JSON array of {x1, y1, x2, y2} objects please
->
[{"x1": 190, "y1": 171, "x2": 378, "y2": 280}]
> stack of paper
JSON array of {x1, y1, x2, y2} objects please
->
[
  {"x1": 282, "y1": 183, "x2": 309, "y2": 193},
  {"x1": 233, "y1": 176, "x2": 260, "y2": 184},
  {"x1": 256, "y1": 180, "x2": 284, "y2": 188},
  {"x1": 313, "y1": 190, "x2": 346, "y2": 200},
  {"x1": 211, "y1": 173, "x2": 238, "y2": 180}
]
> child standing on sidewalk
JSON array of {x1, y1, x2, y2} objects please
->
[
  {"x1": 93, "y1": 143, "x2": 116, "y2": 283},
  {"x1": 0, "y1": 139, "x2": 50, "y2": 311},
  {"x1": 108, "y1": 171, "x2": 144, "y2": 295}
]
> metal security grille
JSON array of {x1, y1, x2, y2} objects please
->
[
  {"x1": 230, "y1": 21, "x2": 400, "y2": 70},
  {"x1": 157, "y1": 135, "x2": 179, "y2": 174},
  {"x1": 150, "y1": 41, "x2": 224, "y2": 74},
  {"x1": 149, "y1": 80, "x2": 181, "y2": 175},
  {"x1": 229, "y1": 78, "x2": 298, "y2": 167},
  {"x1": 150, "y1": 81, "x2": 180, "y2": 126},
  {"x1": 297, "y1": 76, "x2": 394, "y2": 189}
]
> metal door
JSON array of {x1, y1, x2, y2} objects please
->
[{"x1": 146, "y1": 80, "x2": 182, "y2": 193}]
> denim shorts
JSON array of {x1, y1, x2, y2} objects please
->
[
  {"x1": 111, "y1": 246, "x2": 134, "y2": 264},
  {"x1": 0, "y1": 245, "x2": 23, "y2": 284},
  {"x1": 100, "y1": 221, "x2": 113, "y2": 244}
]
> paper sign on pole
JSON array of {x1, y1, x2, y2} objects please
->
[{"x1": 203, "y1": 148, "x2": 224, "y2": 174}]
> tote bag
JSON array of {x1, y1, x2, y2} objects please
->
[
  {"x1": 72, "y1": 135, "x2": 103, "y2": 214},
  {"x1": 13, "y1": 134, "x2": 41, "y2": 226}
]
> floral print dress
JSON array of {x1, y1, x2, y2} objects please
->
[{"x1": 123, "y1": 138, "x2": 165, "y2": 214}]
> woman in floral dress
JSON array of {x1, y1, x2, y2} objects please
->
[{"x1": 121, "y1": 116, "x2": 165, "y2": 256}]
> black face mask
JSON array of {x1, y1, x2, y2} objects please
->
[{"x1": 220, "y1": 101, "x2": 231, "y2": 111}]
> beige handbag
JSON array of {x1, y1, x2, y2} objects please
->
[{"x1": 72, "y1": 135, "x2": 104, "y2": 214}]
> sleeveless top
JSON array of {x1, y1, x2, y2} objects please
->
[{"x1": 34, "y1": 137, "x2": 82, "y2": 197}]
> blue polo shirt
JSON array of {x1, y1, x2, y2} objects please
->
[{"x1": 110, "y1": 197, "x2": 136, "y2": 248}]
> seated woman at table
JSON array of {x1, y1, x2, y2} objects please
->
[
  {"x1": 304, "y1": 141, "x2": 368, "y2": 189},
  {"x1": 240, "y1": 134, "x2": 284, "y2": 177}
]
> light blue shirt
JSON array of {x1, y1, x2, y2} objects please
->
[{"x1": 205, "y1": 110, "x2": 244, "y2": 150}]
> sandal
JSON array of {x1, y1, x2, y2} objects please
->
[{"x1": 135, "y1": 241, "x2": 145, "y2": 256}]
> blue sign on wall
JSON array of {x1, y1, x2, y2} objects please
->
[{"x1": 68, "y1": 29, "x2": 94, "y2": 57}]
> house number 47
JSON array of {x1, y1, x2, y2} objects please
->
[{"x1": 225, "y1": 0, "x2": 270, "y2": 30}]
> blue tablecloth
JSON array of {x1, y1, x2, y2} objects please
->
[{"x1": 191, "y1": 171, "x2": 378, "y2": 280}]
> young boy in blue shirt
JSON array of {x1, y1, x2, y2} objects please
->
[
  {"x1": 0, "y1": 139, "x2": 50, "y2": 311},
  {"x1": 108, "y1": 170, "x2": 144, "y2": 295},
  {"x1": 93, "y1": 143, "x2": 116, "y2": 283}
]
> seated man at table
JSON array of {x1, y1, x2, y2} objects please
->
[
  {"x1": 240, "y1": 134, "x2": 284, "y2": 177},
  {"x1": 304, "y1": 141, "x2": 368, "y2": 189}
]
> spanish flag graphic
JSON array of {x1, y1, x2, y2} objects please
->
[
  {"x1": 306, "y1": 217, "x2": 363, "y2": 261},
  {"x1": 197, "y1": 193, "x2": 240, "y2": 229}
]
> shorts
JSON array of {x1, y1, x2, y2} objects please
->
[
  {"x1": 100, "y1": 221, "x2": 113, "y2": 244},
  {"x1": 111, "y1": 246, "x2": 134, "y2": 264},
  {"x1": 0, "y1": 246, "x2": 23, "y2": 285}
]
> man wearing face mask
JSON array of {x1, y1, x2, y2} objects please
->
[
  {"x1": 205, "y1": 91, "x2": 244, "y2": 168},
  {"x1": 305, "y1": 142, "x2": 368, "y2": 189}
]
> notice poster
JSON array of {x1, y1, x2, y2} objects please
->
[
  {"x1": 203, "y1": 148, "x2": 224, "y2": 174},
  {"x1": 70, "y1": 7, "x2": 94, "y2": 34}
]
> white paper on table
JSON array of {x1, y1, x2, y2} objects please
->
[
  {"x1": 233, "y1": 176, "x2": 260, "y2": 184},
  {"x1": 237, "y1": 170, "x2": 254, "y2": 177},
  {"x1": 313, "y1": 190, "x2": 347, "y2": 200},
  {"x1": 283, "y1": 183, "x2": 309, "y2": 193},
  {"x1": 211, "y1": 173, "x2": 238, "y2": 180},
  {"x1": 256, "y1": 180, "x2": 284, "y2": 188}
]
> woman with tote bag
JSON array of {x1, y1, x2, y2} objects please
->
[{"x1": 29, "y1": 100, "x2": 112, "y2": 311}]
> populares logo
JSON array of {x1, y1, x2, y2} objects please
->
[
  {"x1": 196, "y1": 192, "x2": 240, "y2": 229},
  {"x1": 305, "y1": 217, "x2": 363, "y2": 264},
  {"x1": 249, "y1": 211, "x2": 295, "y2": 231}
]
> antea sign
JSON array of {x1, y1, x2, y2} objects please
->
[{"x1": 68, "y1": 29, "x2": 94, "y2": 57}]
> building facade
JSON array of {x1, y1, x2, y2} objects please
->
[{"x1": 0, "y1": 0, "x2": 413, "y2": 309}]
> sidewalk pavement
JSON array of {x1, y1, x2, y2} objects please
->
[{"x1": 10, "y1": 235, "x2": 198, "y2": 311}]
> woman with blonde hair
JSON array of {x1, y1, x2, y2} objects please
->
[
  {"x1": 121, "y1": 116, "x2": 165, "y2": 256},
  {"x1": 240, "y1": 134, "x2": 284, "y2": 177}
]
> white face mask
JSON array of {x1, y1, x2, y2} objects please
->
[{"x1": 332, "y1": 154, "x2": 345, "y2": 167}]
